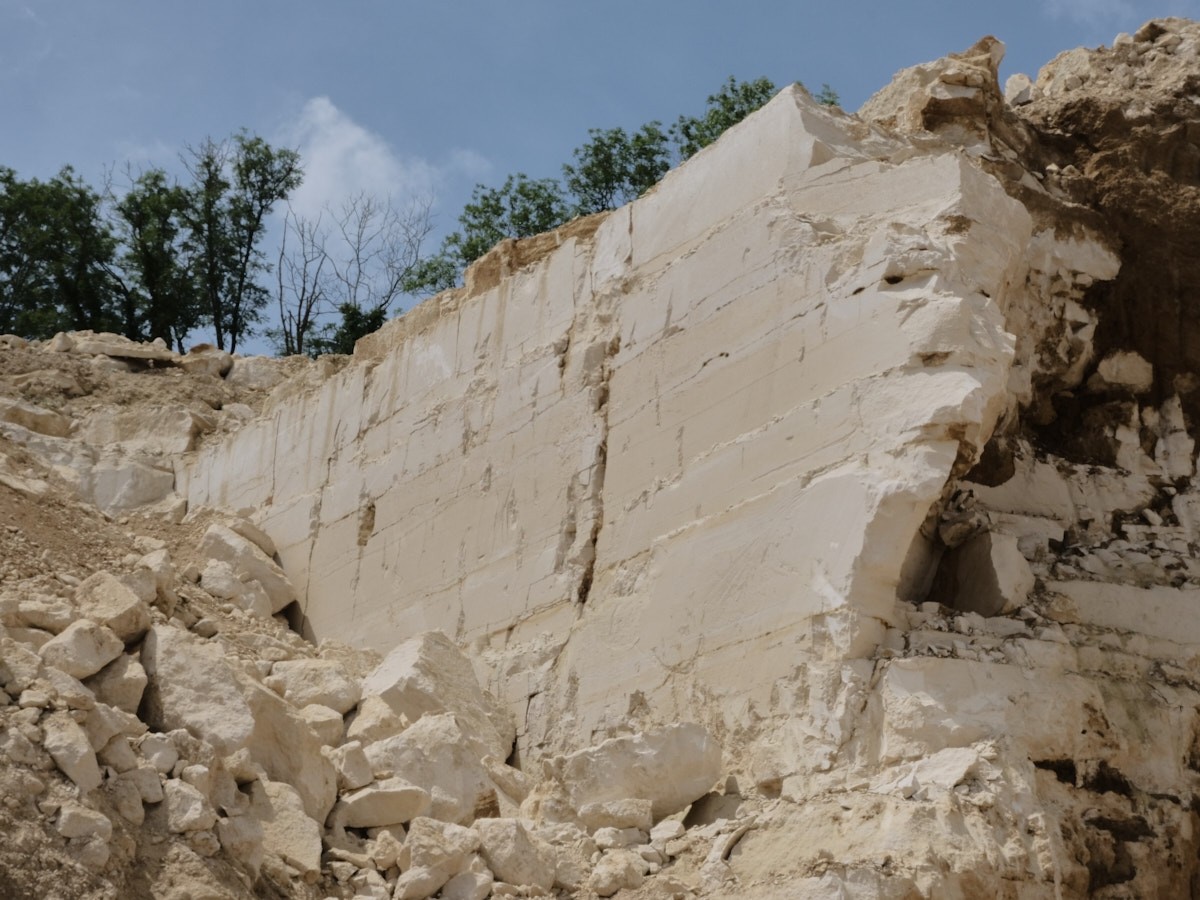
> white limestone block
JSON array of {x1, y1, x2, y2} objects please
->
[
  {"x1": 56, "y1": 801, "x2": 113, "y2": 841},
  {"x1": 140, "y1": 624, "x2": 255, "y2": 756},
  {"x1": 42, "y1": 711, "x2": 102, "y2": 793},
  {"x1": 39, "y1": 619, "x2": 125, "y2": 680},
  {"x1": 163, "y1": 779, "x2": 217, "y2": 833},
  {"x1": 332, "y1": 777, "x2": 431, "y2": 828},
  {"x1": 473, "y1": 817, "x2": 557, "y2": 892},
  {"x1": 246, "y1": 779, "x2": 322, "y2": 880},
  {"x1": 362, "y1": 630, "x2": 513, "y2": 760},
  {"x1": 74, "y1": 571, "x2": 152, "y2": 642},
  {"x1": 364, "y1": 713, "x2": 495, "y2": 825},
  {"x1": 198, "y1": 524, "x2": 295, "y2": 614},
  {"x1": 271, "y1": 658, "x2": 360, "y2": 714},
  {"x1": 561, "y1": 724, "x2": 721, "y2": 822}
]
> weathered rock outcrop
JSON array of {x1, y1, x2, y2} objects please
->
[{"x1": 4, "y1": 17, "x2": 1200, "y2": 900}]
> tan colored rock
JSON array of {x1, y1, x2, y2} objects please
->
[
  {"x1": 298, "y1": 703, "x2": 343, "y2": 746},
  {"x1": 247, "y1": 779, "x2": 322, "y2": 881},
  {"x1": 364, "y1": 713, "x2": 496, "y2": 824},
  {"x1": 332, "y1": 777, "x2": 431, "y2": 828},
  {"x1": 179, "y1": 345, "x2": 234, "y2": 378},
  {"x1": 578, "y1": 798, "x2": 653, "y2": 833},
  {"x1": 929, "y1": 531, "x2": 1034, "y2": 617},
  {"x1": 241, "y1": 679, "x2": 337, "y2": 823},
  {"x1": 137, "y1": 732, "x2": 179, "y2": 774},
  {"x1": 86, "y1": 652, "x2": 148, "y2": 714},
  {"x1": 441, "y1": 869, "x2": 494, "y2": 900},
  {"x1": 56, "y1": 801, "x2": 113, "y2": 840},
  {"x1": 79, "y1": 404, "x2": 212, "y2": 455},
  {"x1": 271, "y1": 657, "x2": 360, "y2": 714},
  {"x1": 74, "y1": 571, "x2": 152, "y2": 642},
  {"x1": 71, "y1": 331, "x2": 179, "y2": 362},
  {"x1": 560, "y1": 724, "x2": 722, "y2": 821},
  {"x1": 198, "y1": 560, "x2": 272, "y2": 619},
  {"x1": 42, "y1": 711, "x2": 102, "y2": 793},
  {"x1": 225, "y1": 355, "x2": 288, "y2": 390},
  {"x1": 0, "y1": 594, "x2": 74, "y2": 633},
  {"x1": 327, "y1": 739, "x2": 374, "y2": 791},
  {"x1": 198, "y1": 524, "x2": 295, "y2": 613},
  {"x1": 83, "y1": 454, "x2": 176, "y2": 514},
  {"x1": 39, "y1": 619, "x2": 124, "y2": 679},
  {"x1": 163, "y1": 778, "x2": 218, "y2": 833},
  {"x1": 474, "y1": 817, "x2": 556, "y2": 891},
  {"x1": 0, "y1": 397, "x2": 72, "y2": 437},
  {"x1": 121, "y1": 762, "x2": 164, "y2": 804},
  {"x1": 407, "y1": 816, "x2": 482, "y2": 873},
  {"x1": 345, "y1": 694, "x2": 405, "y2": 744},
  {"x1": 589, "y1": 849, "x2": 647, "y2": 896},
  {"x1": 362, "y1": 631, "x2": 514, "y2": 760},
  {"x1": 140, "y1": 624, "x2": 255, "y2": 755}
]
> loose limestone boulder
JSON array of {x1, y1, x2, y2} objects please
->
[
  {"x1": 240, "y1": 679, "x2": 338, "y2": 822},
  {"x1": 140, "y1": 624, "x2": 255, "y2": 755},
  {"x1": 85, "y1": 652, "x2": 148, "y2": 715},
  {"x1": 269, "y1": 657, "x2": 360, "y2": 714},
  {"x1": 163, "y1": 779, "x2": 218, "y2": 833},
  {"x1": 559, "y1": 724, "x2": 722, "y2": 821},
  {"x1": 42, "y1": 711, "x2": 102, "y2": 793},
  {"x1": 361, "y1": 630, "x2": 515, "y2": 760},
  {"x1": 364, "y1": 713, "x2": 497, "y2": 825},
  {"x1": 198, "y1": 560, "x2": 272, "y2": 619},
  {"x1": 179, "y1": 345, "x2": 234, "y2": 378},
  {"x1": 0, "y1": 396, "x2": 72, "y2": 438},
  {"x1": 246, "y1": 779, "x2": 322, "y2": 881},
  {"x1": 331, "y1": 777, "x2": 432, "y2": 829},
  {"x1": 929, "y1": 531, "x2": 1035, "y2": 617},
  {"x1": 473, "y1": 817, "x2": 557, "y2": 892},
  {"x1": 74, "y1": 571, "x2": 152, "y2": 642},
  {"x1": 38, "y1": 620, "x2": 124, "y2": 680},
  {"x1": 198, "y1": 524, "x2": 295, "y2": 613}
]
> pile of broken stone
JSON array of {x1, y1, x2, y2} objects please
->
[{"x1": 1, "y1": 430, "x2": 731, "y2": 898}]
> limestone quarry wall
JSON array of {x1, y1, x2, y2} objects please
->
[{"x1": 187, "y1": 86, "x2": 1052, "y2": 754}]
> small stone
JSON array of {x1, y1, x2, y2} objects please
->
[{"x1": 56, "y1": 801, "x2": 113, "y2": 840}]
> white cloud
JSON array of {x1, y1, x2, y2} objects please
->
[{"x1": 277, "y1": 96, "x2": 494, "y2": 223}]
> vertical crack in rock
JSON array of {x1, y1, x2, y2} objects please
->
[{"x1": 574, "y1": 334, "x2": 618, "y2": 606}]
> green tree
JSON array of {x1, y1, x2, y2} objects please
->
[
  {"x1": 183, "y1": 133, "x2": 301, "y2": 353},
  {"x1": 563, "y1": 122, "x2": 672, "y2": 215},
  {"x1": 814, "y1": 83, "x2": 841, "y2": 107},
  {"x1": 447, "y1": 174, "x2": 570, "y2": 266},
  {"x1": 673, "y1": 76, "x2": 778, "y2": 160},
  {"x1": 109, "y1": 168, "x2": 202, "y2": 350},
  {"x1": 0, "y1": 166, "x2": 120, "y2": 338}
]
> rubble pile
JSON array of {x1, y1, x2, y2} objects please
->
[{"x1": 4, "y1": 18, "x2": 1200, "y2": 899}]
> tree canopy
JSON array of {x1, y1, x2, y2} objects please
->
[
  {"x1": 409, "y1": 74, "x2": 841, "y2": 294},
  {"x1": 0, "y1": 74, "x2": 839, "y2": 354}
]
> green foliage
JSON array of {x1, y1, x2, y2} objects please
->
[
  {"x1": 673, "y1": 76, "x2": 778, "y2": 160},
  {"x1": 111, "y1": 168, "x2": 202, "y2": 350},
  {"x1": 815, "y1": 83, "x2": 841, "y2": 107},
  {"x1": 448, "y1": 174, "x2": 570, "y2": 266},
  {"x1": 307, "y1": 302, "x2": 388, "y2": 357},
  {"x1": 182, "y1": 133, "x2": 301, "y2": 352},
  {"x1": 0, "y1": 166, "x2": 120, "y2": 338},
  {"x1": 563, "y1": 122, "x2": 671, "y2": 215},
  {"x1": 405, "y1": 174, "x2": 571, "y2": 295}
]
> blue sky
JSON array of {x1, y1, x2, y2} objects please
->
[{"x1": 0, "y1": 0, "x2": 1194, "y2": 349}]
